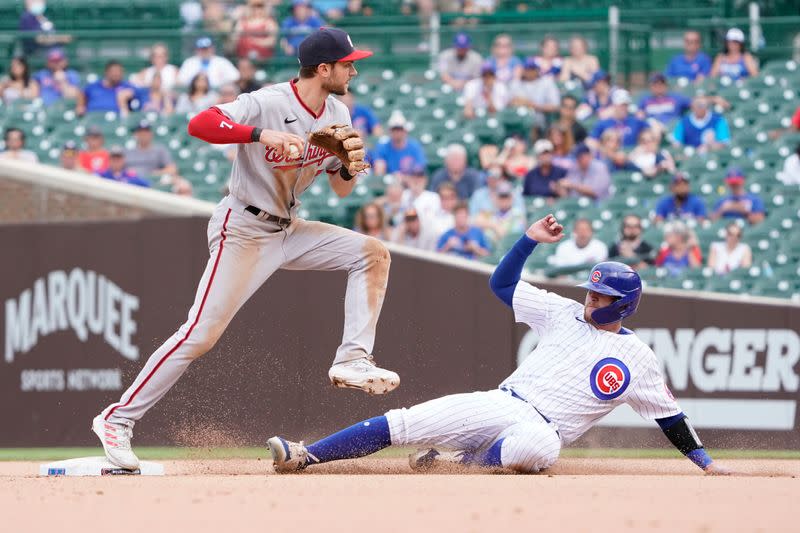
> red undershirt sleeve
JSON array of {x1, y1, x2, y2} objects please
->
[{"x1": 187, "y1": 107, "x2": 257, "y2": 144}]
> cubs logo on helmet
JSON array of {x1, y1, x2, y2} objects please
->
[
  {"x1": 591, "y1": 270, "x2": 602, "y2": 283},
  {"x1": 589, "y1": 357, "x2": 630, "y2": 400}
]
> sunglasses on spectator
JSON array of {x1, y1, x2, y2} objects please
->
[{"x1": 624, "y1": 223, "x2": 641, "y2": 229}]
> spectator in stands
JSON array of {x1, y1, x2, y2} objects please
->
[
  {"x1": 217, "y1": 83, "x2": 240, "y2": 105},
  {"x1": 523, "y1": 139, "x2": 567, "y2": 199},
  {"x1": 98, "y1": 146, "x2": 149, "y2": 188},
  {"x1": 0, "y1": 128, "x2": 38, "y2": 163},
  {"x1": 59, "y1": 140, "x2": 80, "y2": 171},
  {"x1": 471, "y1": 166, "x2": 524, "y2": 215},
  {"x1": 372, "y1": 112, "x2": 426, "y2": 176},
  {"x1": 463, "y1": 62, "x2": 509, "y2": 119},
  {"x1": 125, "y1": 120, "x2": 178, "y2": 180},
  {"x1": 588, "y1": 90, "x2": 649, "y2": 149},
  {"x1": 560, "y1": 36, "x2": 600, "y2": 84},
  {"x1": 473, "y1": 181, "x2": 526, "y2": 246},
  {"x1": 281, "y1": 0, "x2": 325, "y2": 57},
  {"x1": 430, "y1": 144, "x2": 483, "y2": 200},
  {"x1": 778, "y1": 143, "x2": 800, "y2": 186},
  {"x1": 390, "y1": 208, "x2": 437, "y2": 251},
  {"x1": 665, "y1": 30, "x2": 711, "y2": 82},
  {"x1": 401, "y1": 165, "x2": 441, "y2": 222},
  {"x1": 33, "y1": 48, "x2": 80, "y2": 106},
  {"x1": 131, "y1": 44, "x2": 179, "y2": 94},
  {"x1": 550, "y1": 218, "x2": 608, "y2": 268},
  {"x1": 118, "y1": 72, "x2": 174, "y2": 118},
  {"x1": 547, "y1": 123, "x2": 575, "y2": 171},
  {"x1": 338, "y1": 92, "x2": 382, "y2": 137},
  {"x1": 178, "y1": 37, "x2": 240, "y2": 89},
  {"x1": 233, "y1": 0, "x2": 278, "y2": 61},
  {"x1": 628, "y1": 128, "x2": 676, "y2": 178},
  {"x1": 487, "y1": 34, "x2": 522, "y2": 84},
  {"x1": 313, "y1": 0, "x2": 348, "y2": 19},
  {"x1": 637, "y1": 73, "x2": 691, "y2": 127},
  {"x1": 556, "y1": 95, "x2": 588, "y2": 144},
  {"x1": 496, "y1": 136, "x2": 534, "y2": 181},
  {"x1": 437, "y1": 202, "x2": 490, "y2": 260},
  {"x1": 596, "y1": 129, "x2": 638, "y2": 173},
  {"x1": 430, "y1": 182, "x2": 458, "y2": 237},
  {"x1": 0, "y1": 57, "x2": 39, "y2": 103},
  {"x1": 711, "y1": 168, "x2": 765, "y2": 224},
  {"x1": 555, "y1": 143, "x2": 611, "y2": 200},
  {"x1": 708, "y1": 222, "x2": 752, "y2": 275},
  {"x1": 608, "y1": 214, "x2": 655, "y2": 269},
  {"x1": 438, "y1": 33, "x2": 483, "y2": 92},
  {"x1": 671, "y1": 96, "x2": 730, "y2": 151},
  {"x1": 354, "y1": 202, "x2": 389, "y2": 239},
  {"x1": 530, "y1": 36, "x2": 563, "y2": 78},
  {"x1": 509, "y1": 58, "x2": 560, "y2": 131},
  {"x1": 654, "y1": 172, "x2": 706, "y2": 223},
  {"x1": 18, "y1": 0, "x2": 69, "y2": 57},
  {"x1": 77, "y1": 61, "x2": 135, "y2": 115},
  {"x1": 378, "y1": 178, "x2": 405, "y2": 227},
  {"x1": 78, "y1": 126, "x2": 110, "y2": 173},
  {"x1": 577, "y1": 70, "x2": 617, "y2": 120},
  {"x1": 237, "y1": 58, "x2": 262, "y2": 94},
  {"x1": 710, "y1": 28, "x2": 759, "y2": 81},
  {"x1": 176, "y1": 73, "x2": 219, "y2": 114},
  {"x1": 654, "y1": 220, "x2": 702, "y2": 277}
]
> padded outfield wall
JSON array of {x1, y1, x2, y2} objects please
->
[{"x1": 0, "y1": 217, "x2": 798, "y2": 449}]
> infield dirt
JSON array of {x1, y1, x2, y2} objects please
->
[{"x1": 3, "y1": 458, "x2": 798, "y2": 532}]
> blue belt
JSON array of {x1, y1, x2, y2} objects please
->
[{"x1": 500, "y1": 386, "x2": 554, "y2": 425}]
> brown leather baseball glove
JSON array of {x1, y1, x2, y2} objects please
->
[{"x1": 308, "y1": 123, "x2": 370, "y2": 175}]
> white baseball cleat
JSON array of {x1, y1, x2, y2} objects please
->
[
  {"x1": 267, "y1": 436, "x2": 316, "y2": 474},
  {"x1": 91, "y1": 415, "x2": 140, "y2": 471},
  {"x1": 328, "y1": 356, "x2": 400, "y2": 395}
]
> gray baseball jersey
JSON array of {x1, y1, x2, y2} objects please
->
[{"x1": 216, "y1": 79, "x2": 351, "y2": 218}]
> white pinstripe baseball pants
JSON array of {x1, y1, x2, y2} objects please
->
[{"x1": 386, "y1": 389, "x2": 562, "y2": 473}]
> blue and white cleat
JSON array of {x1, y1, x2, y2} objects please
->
[{"x1": 268, "y1": 436, "x2": 316, "y2": 474}]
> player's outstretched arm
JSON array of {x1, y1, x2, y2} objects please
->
[
  {"x1": 656, "y1": 413, "x2": 734, "y2": 475},
  {"x1": 489, "y1": 214, "x2": 564, "y2": 307},
  {"x1": 187, "y1": 107, "x2": 304, "y2": 157}
]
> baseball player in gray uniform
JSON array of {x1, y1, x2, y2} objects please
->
[{"x1": 92, "y1": 28, "x2": 399, "y2": 470}]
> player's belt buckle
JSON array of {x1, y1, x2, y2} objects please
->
[{"x1": 245, "y1": 205, "x2": 292, "y2": 228}]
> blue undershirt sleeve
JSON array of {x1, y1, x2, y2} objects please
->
[{"x1": 489, "y1": 234, "x2": 537, "y2": 308}]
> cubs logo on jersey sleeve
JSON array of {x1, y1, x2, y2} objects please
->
[{"x1": 589, "y1": 357, "x2": 630, "y2": 400}]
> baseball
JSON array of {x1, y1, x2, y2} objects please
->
[{"x1": 288, "y1": 145, "x2": 300, "y2": 159}]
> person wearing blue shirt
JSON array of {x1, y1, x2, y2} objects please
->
[
  {"x1": 637, "y1": 73, "x2": 691, "y2": 125},
  {"x1": 710, "y1": 28, "x2": 759, "y2": 81},
  {"x1": 281, "y1": 0, "x2": 324, "y2": 56},
  {"x1": 33, "y1": 48, "x2": 81, "y2": 106},
  {"x1": 664, "y1": 31, "x2": 712, "y2": 81},
  {"x1": 436, "y1": 202, "x2": 490, "y2": 260},
  {"x1": 339, "y1": 92, "x2": 382, "y2": 137},
  {"x1": 671, "y1": 96, "x2": 730, "y2": 150},
  {"x1": 588, "y1": 89, "x2": 648, "y2": 149},
  {"x1": 711, "y1": 168, "x2": 765, "y2": 225},
  {"x1": 654, "y1": 173, "x2": 707, "y2": 223},
  {"x1": 523, "y1": 139, "x2": 567, "y2": 198},
  {"x1": 372, "y1": 113, "x2": 426, "y2": 176},
  {"x1": 98, "y1": 148, "x2": 150, "y2": 188},
  {"x1": 78, "y1": 61, "x2": 135, "y2": 114}
]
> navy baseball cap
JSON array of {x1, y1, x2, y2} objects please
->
[
  {"x1": 134, "y1": 120, "x2": 151, "y2": 131},
  {"x1": 574, "y1": 143, "x2": 591, "y2": 156},
  {"x1": 298, "y1": 28, "x2": 372, "y2": 67},
  {"x1": 523, "y1": 56, "x2": 540, "y2": 70},
  {"x1": 649, "y1": 72, "x2": 667, "y2": 84},
  {"x1": 589, "y1": 69, "x2": 610, "y2": 88},
  {"x1": 480, "y1": 61, "x2": 496, "y2": 75},
  {"x1": 453, "y1": 33, "x2": 471, "y2": 49}
]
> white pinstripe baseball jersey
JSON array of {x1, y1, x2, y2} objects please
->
[{"x1": 500, "y1": 280, "x2": 681, "y2": 445}]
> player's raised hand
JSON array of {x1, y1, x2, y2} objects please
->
[
  {"x1": 259, "y1": 129, "x2": 305, "y2": 158},
  {"x1": 526, "y1": 214, "x2": 565, "y2": 243}
]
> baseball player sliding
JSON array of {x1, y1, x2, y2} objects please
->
[
  {"x1": 268, "y1": 214, "x2": 732, "y2": 475},
  {"x1": 93, "y1": 28, "x2": 399, "y2": 470}
]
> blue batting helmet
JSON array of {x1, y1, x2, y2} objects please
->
[{"x1": 577, "y1": 262, "x2": 642, "y2": 325}]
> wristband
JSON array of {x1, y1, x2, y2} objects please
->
[
  {"x1": 251, "y1": 127, "x2": 262, "y2": 143},
  {"x1": 339, "y1": 167, "x2": 354, "y2": 181}
]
